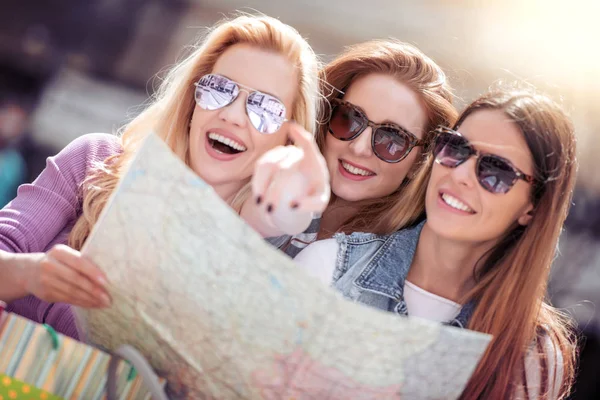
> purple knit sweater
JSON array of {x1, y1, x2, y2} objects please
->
[{"x1": 2, "y1": 133, "x2": 121, "y2": 340}]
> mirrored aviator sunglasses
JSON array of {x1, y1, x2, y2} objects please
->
[
  {"x1": 328, "y1": 98, "x2": 425, "y2": 163},
  {"x1": 194, "y1": 74, "x2": 287, "y2": 134},
  {"x1": 432, "y1": 126, "x2": 537, "y2": 194}
]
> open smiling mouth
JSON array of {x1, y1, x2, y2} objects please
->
[
  {"x1": 340, "y1": 160, "x2": 375, "y2": 176},
  {"x1": 207, "y1": 132, "x2": 247, "y2": 155}
]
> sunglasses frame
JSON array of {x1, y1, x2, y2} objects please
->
[
  {"x1": 328, "y1": 98, "x2": 426, "y2": 163},
  {"x1": 433, "y1": 126, "x2": 537, "y2": 194},
  {"x1": 193, "y1": 73, "x2": 288, "y2": 134}
]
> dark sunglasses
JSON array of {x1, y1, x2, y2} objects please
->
[
  {"x1": 194, "y1": 74, "x2": 287, "y2": 134},
  {"x1": 328, "y1": 98, "x2": 425, "y2": 163},
  {"x1": 433, "y1": 126, "x2": 537, "y2": 194}
]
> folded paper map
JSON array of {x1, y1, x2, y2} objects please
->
[{"x1": 76, "y1": 133, "x2": 491, "y2": 399}]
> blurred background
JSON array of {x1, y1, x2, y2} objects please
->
[{"x1": 1, "y1": 0, "x2": 599, "y2": 397}]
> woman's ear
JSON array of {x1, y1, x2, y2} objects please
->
[{"x1": 517, "y1": 203, "x2": 535, "y2": 226}]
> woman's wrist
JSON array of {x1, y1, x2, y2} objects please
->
[
  {"x1": 269, "y1": 207, "x2": 314, "y2": 236},
  {"x1": 0, "y1": 251, "x2": 37, "y2": 301}
]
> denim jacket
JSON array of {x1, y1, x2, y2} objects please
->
[{"x1": 331, "y1": 221, "x2": 475, "y2": 328}]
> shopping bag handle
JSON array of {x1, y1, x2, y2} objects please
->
[{"x1": 107, "y1": 344, "x2": 169, "y2": 400}]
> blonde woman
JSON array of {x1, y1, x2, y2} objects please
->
[{"x1": 0, "y1": 14, "x2": 326, "y2": 339}]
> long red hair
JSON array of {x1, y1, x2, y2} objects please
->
[{"x1": 318, "y1": 39, "x2": 458, "y2": 234}]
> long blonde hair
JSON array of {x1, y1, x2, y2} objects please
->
[
  {"x1": 319, "y1": 39, "x2": 457, "y2": 235},
  {"x1": 69, "y1": 14, "x2": 320, "y2": 250},
  {"x1": 456, "y1": 89, "x2": 578, "y2": 399}
]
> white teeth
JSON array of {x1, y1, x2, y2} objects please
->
[
  {"x1": 208, "y1": 132, "x2": 247, "y2": 152},
  {"x1": 441, "y1": 193, "x2": 474, "y2": 213},
  {"x1": 341, "y1": 161, "x2": 374, "y2": 177}
]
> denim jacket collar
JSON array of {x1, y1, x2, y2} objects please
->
[{"x1": 352, "y1": 222, "x2": 423, "y2": 301}]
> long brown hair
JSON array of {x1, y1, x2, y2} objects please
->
[
  {"x1": 68, "y1": 14, "x2": 320, "y2": 250},
  {"x1": 319, "y1": 39, "x2": 457, "y2": 234},
  {"x1": 457, "y1": 89, "x2": 578, "y2": 399}
]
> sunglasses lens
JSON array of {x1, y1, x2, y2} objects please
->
[
  {"x1": 478, "y1": 155, "x2": 517, "y2": 194},
  {"x1": 329, "y1": 104, "x2": 364, "y2": 140},
  {"x1": 247, "y1": 92, "x2": 287, "y2": 134},
  {"x1": 373, "y1": 128, "x2": 409, "y2": 162},
  {"x1": 195, "y1": 74, "x2": 238, "y2": 110},
  {"x1": 434, "y1": 131, "x2": 471, "y2": 167},
  {"x1": 196, "y1": 75, "x2": 286, "y2": 134}
]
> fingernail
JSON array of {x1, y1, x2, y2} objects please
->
[
  {"x1": 101, "y1": 293, "x2": 112, "y2": 307},
  {"x1": 97, "y1": 276, "x2": 108, "y2": 287},
  {"x1": 267, "y1": 204, "x2": 274, "y2": 213},
  {"x1": 256, "y1": 195, "x2": 263, "y2": 205},
  {"x1": 290, "y1": 202, "x2": 299, "y2": 209}
]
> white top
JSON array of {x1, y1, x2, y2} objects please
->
[
  {"x1": 294, "y1": 239, "x2": 461, "y2": 323},
  {"x1": 403, "y1": 280, "x2": 461, "y2": 323},
  {"x1": 294, "y1": 238, "x2": 564, "y2": 399},
  {"x1": 293, "y1": 238, "x2": 338, "y2": 284}
]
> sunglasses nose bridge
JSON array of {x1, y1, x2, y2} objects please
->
[
  {"x1": 447, "y1": 155, "x2": 479, "y2": 189},
  {"x1": 348, "y1": 124, "x2": 374, "y2": 157},
  {"x1": 217, "y1": 89, "x2": 248, "y2": 128},
  {"x1": 365, "y1": 119, "x2": 377, "y2": 131},
  {"x1": 237, "y1": 87, "x2": 251, "y2": 98}
]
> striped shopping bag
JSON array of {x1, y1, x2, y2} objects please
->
[{"x1": 0, "y1": 303, "x2": 167, "y2": 400}]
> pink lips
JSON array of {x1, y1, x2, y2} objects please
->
[{"x1": 338, "y1": 159, "x2": 375, "y2": 182}]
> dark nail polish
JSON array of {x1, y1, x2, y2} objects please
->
[
  {"x1": 267, "y1": 204, "x2": 273, "y2": 213},
  {"x1": 256, "y1": 195, "x2": 263, "y2": 205},
  {"x1": 290, "y1": 202, "x2": 299, "y2": 209}
]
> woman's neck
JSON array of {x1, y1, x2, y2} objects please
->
[
  {"x1": 317, "y1": 196, "x2": 360, "y2": 239},
  {"x1": 213, "y1": 180, "x2": 247, "y2": 211},
  {"x1": 407, "y1": 222, "x2": 498, "y2": 303}
]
